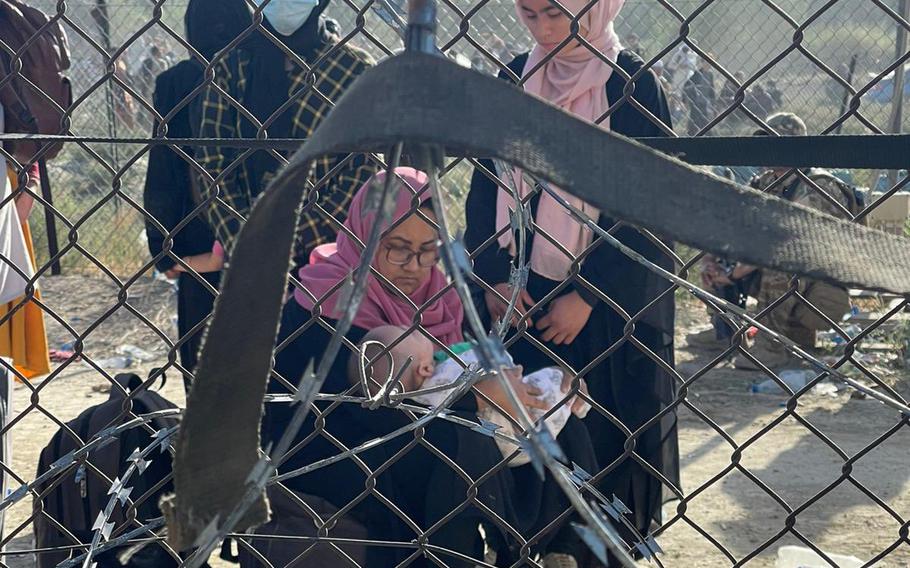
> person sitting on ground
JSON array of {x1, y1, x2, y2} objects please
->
[
  {"x1": 698, "y1": 112, "x2": 861, "y2": 371},
  {"x1": 263, "y1": 167, "x2": 598, "y2": 567},
  {"x1": 349, "y1": 325, "x2": 591, "y2": 466}
]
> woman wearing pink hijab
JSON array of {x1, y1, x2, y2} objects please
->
[
  {"x1": 464, "y1": 0, "x2": 680, "y2": 564},
  {"x1": 262, "y1": 167, "x2": 598, "y2": 567}
]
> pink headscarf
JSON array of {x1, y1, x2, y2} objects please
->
[
  {"x1": 295, "y1": 168, "x2": 465, "y2": 346},
  {"x1": 496, "y1": 0, "x2": 625, "y2": 281}
]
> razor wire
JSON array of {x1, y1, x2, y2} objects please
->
[{"x1": 0, "y1": 0, "x2": 909, "y2": 567}]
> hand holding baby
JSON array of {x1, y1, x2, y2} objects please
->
[
  {"x1": 475, "y1": 365, "x2": 551, "y2": 420},
  {"x1": 559, "y1": 371, "x2": 591, "y2": 418}
]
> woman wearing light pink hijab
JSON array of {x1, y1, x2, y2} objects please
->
[{"x1": 465, "y1": 0, "x2": 680, "y2": 564}]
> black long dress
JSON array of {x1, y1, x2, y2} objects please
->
[
  {"x1": 142, "y1": 61, "x2": 220, "y2": 380},
  {"x1": 464, "y1": 50, "x2": 681, "y2": 560},
  {"x1": 263, "y1": 299, "x2": 599, "y2": 567}
]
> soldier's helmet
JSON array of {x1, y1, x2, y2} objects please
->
[{"x1": 754, "y1": 112, "x2": 807, "y2": 137}]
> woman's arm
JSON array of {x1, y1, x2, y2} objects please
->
[
  {"x1": 14, "y1": 162, "x2": 38, "y2": 225},
  {"x1": 464, "y1": 57, "x2": 528, "y2": 290},
  {"x1": 575, "y1": 57, "x2": 674, "y2": 307},
  {"x1": 196, "y1": 58, "x2": 248, "y2": 259},
  {"x1": 465, "y1": 159, "x2": 514, "y2": 287}
]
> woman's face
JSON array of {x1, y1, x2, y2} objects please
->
[
  {"x1": 518, "y1": 0, "x2": 577, "y2": 52},
  {"x1": 374, "y1": 208, "x2": 440, "y2": 296}
]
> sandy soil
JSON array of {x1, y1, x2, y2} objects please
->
[{"x1": 1, "y1": 276, "x2": 907, "y2": 567}]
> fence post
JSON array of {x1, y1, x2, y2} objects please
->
[
  {"x1": 835, "y1": 53, "x2": 857, "y2": 135},
  {"x1": 90, "y1": 0, "x2": 121, "y2": 168},
  {"x1": 406, "y1": 0, "x2": 437, "y2": 53},
  {"x1": 38, "y1": 160, "x2": 61, "y2": 276},
  {"x1": 887, "y1": 0, "x2": 910, "y2": 187}
]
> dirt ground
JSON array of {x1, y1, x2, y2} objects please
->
[{"x1": 1, "y1": 275, "x2": 908, "y2": 567}]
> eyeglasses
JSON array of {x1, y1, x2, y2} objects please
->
[{"x1": 385, "y1": 245, "x2": 440, "y2": 267}]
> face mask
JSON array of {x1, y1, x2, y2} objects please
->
[{"x1": 253, "y1": 0, "x2": 319, "y2": 36}]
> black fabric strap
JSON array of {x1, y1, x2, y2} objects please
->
[
  {"x1": 640, "y1": 134, "x2": 910, "y2": 169},
  {"x1": 1, "y1": 133, "x2": 909, "y2": 170}
]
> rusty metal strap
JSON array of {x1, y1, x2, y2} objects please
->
[{"x1": 167, "y1": 51, "x2": 910, "y2": 549}]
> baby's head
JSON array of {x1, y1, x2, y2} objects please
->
[{"x1": 348, "y1": 325, "x2": 435, "y2": 396}]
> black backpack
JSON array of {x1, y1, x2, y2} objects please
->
[{"x1": 33, "y1": 372, "x2": 181, "y2": 568}]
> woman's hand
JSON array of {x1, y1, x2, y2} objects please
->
[
  {"x1": 175, "y1": 251, "x2": 224, "y2": 274},
  {"x1": 485, "y1": 283, "x2": 534, "y2": 328},
  {"x1": 560, "y1": 371, "x2": 591, "y2": 417},
  {"x1": 731, "y1": 263, "x2": 757, "y2": 281},
  {"x1": 475, "y1": 366, "x2": 548, "y2": 420},
  {"x1": 535, "y1": 291, "x2": 592, "y2": 345},
  {"x1": 700, "y1": 256, "x2": 729, "y2": 288}
]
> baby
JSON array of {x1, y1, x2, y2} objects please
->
[
  {"x1": 348, "y1": 325, "x2": 590, "y2": 466},
  {"x1": 348, "y1": 325, "x2": 437, "y2": 398}
]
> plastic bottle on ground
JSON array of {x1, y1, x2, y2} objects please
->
[
  {"x1": 775, "y1": 545, "x2": 864, "y2": 568},
  {"x1": 750, "y1": 370, "x2": 816, "y2": 394}
]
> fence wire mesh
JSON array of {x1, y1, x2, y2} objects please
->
[
  {"x1": 1, "y1": 0, "x2": 910, "y2": 567},
  {"x1": 20, "y1": 0, "x2": 910, "y2": 274}
]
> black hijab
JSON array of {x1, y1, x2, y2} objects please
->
[
  {"x1": 185, "y1": 0, "x2": 253, "y2": 61},
  {"x1": 240, "y1": 0, "x2": 338, "y2": 190}
]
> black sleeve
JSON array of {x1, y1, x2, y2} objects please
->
[
  {"x1": 272, "y1": 312, "x2": 359, "y2": 397},
  {"x1": 142, "y1": 74, "x2": 182, "y2": 273},
  {"x1": 465, "y1": 159, "x2": 513, "y2": 288},
  {"x1": 187, "y1": 84, "x2": 204, "y2": 138},
  {"x1": 464, "y1": 58, "x2": 528, "y2": 290},
  {"x1": 575, "y1": 57, "x2": 674, "y2": 306}
]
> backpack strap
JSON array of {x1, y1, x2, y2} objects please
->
[
  {"x1": 108, "y1": 369, "x2": 169, "y2": 401},
  {"x1": 781, "y1": 173, "x2": 805, "y2": 202},
  {"x1": 0, "y1": 52, "x2": 39, "y2": 133},
  {"x1": 109, "y1": 373, "x2": 144, "y2": 400},
  {"x1": 805, "y1": 170, "x2": 863, "y2": 218}
]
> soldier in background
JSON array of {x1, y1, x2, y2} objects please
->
[
  {"x1": 695, "y1": 113, "x2": 862, "y2": 370},
  {"x1": 718, "y1": 70, "x2": 747, "y2": 122},
  {"x1": 684, "y1": 56, "x2": 716, "y2": 135}
]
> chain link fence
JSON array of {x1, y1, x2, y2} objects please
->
[
  {"x1": 22, "y1": 0, "x2": 910, "y2": 275},
  {"x1": 2, "y1": 0, "x2": 910, "y2": 567}
]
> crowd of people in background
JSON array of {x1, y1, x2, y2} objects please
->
[
  {"x1": 461, "y1": 35, "x2": 787, "y2": 136},
  {"x1": 658, "y1": 44, "x2": 785, "y2": 133},
  {"x1": 97, "y1": 14, "x2": 797, "y2": 142},
  {"x1": 0, "y1": 0, "x2": 862, "y2": 566}
]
